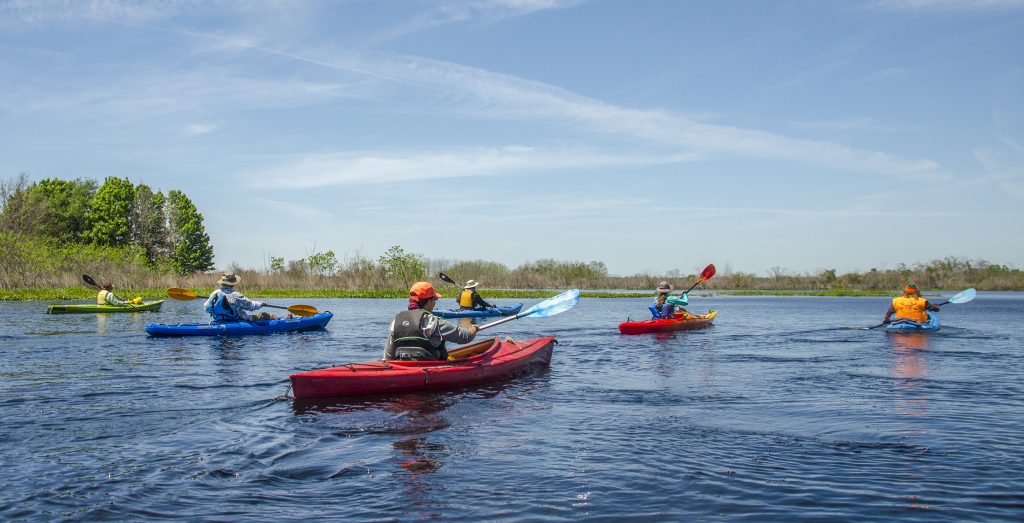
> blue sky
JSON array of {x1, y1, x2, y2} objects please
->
[{"x1": 2, "y1": 0, "x2": 1022, "y2": 277}]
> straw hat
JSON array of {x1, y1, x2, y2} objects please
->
[
  {"x1": 217, "y1": 272, "x2": 241, "y2": 287},
  {"x1": 464, "y1": 280, "x2": 479, "y2": 289},
  {"x1": 656, "y1": 281, "x2": 673, "y2": 293}
]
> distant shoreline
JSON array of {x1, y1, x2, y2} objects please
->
[{"x1": 2, "y1": 288, "x2": 978, "y2": 301}]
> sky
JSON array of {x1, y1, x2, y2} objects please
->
[{"x1": 2, "y1": 0, "x2": 1023, "y2": 277}]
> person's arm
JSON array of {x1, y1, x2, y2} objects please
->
[
  {"x1": 429, "y1": 316, "x2": 478, "y2": 345},
  {"x1": 232, "y1": 293, "x2": 264, "y2": 311},
  {"x1": 473, "y1": 292, "x2": 494, "y2": 309},
  {"x1": 925, "y1": 300, "x2": 941, "y2": 312},
  {"x1": 106, "y1": 291, "x2": 128, "y2": 306},
  {"x1": 204, "y1": 291, "x2": 217, "y2": 315},
  {"x1": 383, "y1": 319, "x2": 397, "y2": 360},
  {"x1": 883, "y1": 304, "x2": 896, "y2": 323}
]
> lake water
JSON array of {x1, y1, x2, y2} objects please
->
[{"x1": 1, "y1": 293, "x2": 1022, "y2": 521}]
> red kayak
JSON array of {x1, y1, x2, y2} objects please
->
[
  {"x1": 618, "y1": 311, "x2": 718, "y2": 335},
  {"x1": 290, "y1": 336, "x2": 556, "y2": 398}
]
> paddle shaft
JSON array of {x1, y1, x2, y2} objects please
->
[
  {"x1": 182, "y1": 293, "x2": 290, "y2": 311},
  {"x1": 678, "y1": 264, "x2": 716, "y2": 296}
]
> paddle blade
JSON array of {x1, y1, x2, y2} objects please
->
[
  {"x1": 438, "y1": 272, "x2": 458, "y2": 287},
  {"x1": 287, "y1": 304, "x2": 319, "y2": 317},
  {"x1": 82, "y1": 274, "x2": 100, "y2": 288},
  {"x1": 167, "y1": 287, "x2": 200, "y2": 301},
  {"x1": 520, "y1": 289, "x2": 581, "y2": 318},
  {"x1": 948, "y1": 288, "x2": 976, "y2": 304},
  {"x1": 699, "y1": 264, "x2": 716, "y2": 282}
]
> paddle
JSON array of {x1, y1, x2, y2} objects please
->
[
  {"x1": 438, "y1": 272, "x2": 462, "y2": 289},
  {"x1": 82, "y1": 274, "x2": 103, "y2": 289},
  {"x1": 679, "y1": 264, "x2": 716, "y2": 296},
  {"x1": 865, "y1": 288, "x2": 976, "y2": 329},
  {"x1": 166, "y1": 287, "x2": 319, "y2": 317},
  {"x1": 477, "y1": 289, "x2": 580, "y2": 331}
]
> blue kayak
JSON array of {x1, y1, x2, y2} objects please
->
[
  {"x1": 146, "y1": 312, "x2": 333, "y2": 337},
  {"x1": 432, "y1": 304, "x2": 523, "y2": 319},
  {"x1": 886, "y1": 312, "x2": 940, "y2": 333}
]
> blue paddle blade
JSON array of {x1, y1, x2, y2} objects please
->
[
  {"x1": 520, "y1": 289, "x2": 580, "y2": 318},
  {"x1": 948, "y1": 288, "x2": 976, "y2": 304}
]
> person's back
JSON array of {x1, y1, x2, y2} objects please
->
[
  {"x1": 458, "y1": 280, "x2": 493, "y2": 310},
  {"x1": 385, "y1": 281, "x2": 478, "y2": 360},
  {"x1": 885, "y1": 283, "x2": 940, "y2": 324},
  {"x1": 203, "y1": 272, "x2": 276, "y2": 321}
]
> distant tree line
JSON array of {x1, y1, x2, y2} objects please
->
[{"x1": 0, "y1": 174, "x2": 214, "y2": 288}]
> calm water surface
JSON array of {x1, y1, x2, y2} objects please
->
[{"x1": 1, "y1": 293, "x2": 1022, "y2": 521}]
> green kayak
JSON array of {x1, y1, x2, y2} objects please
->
[{"x1": 46, "y1": 300, "x2": 165, "y2": 314}]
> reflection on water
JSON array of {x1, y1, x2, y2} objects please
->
[{"x1": 889, "y1": 332, "x2": 931, "y2": 417}]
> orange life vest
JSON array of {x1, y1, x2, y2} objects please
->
[
  {"x1": 97, "y1": 290, "x2": 110, "y2": 305},
  {"x1": 892, "y1": 295, "x2": 928, "y2": 322}
]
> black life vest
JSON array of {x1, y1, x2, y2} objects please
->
[{"x1": 390, "y1": 310, "x2": 446, "y2": 361}]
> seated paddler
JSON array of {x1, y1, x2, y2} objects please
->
[
  {"x1": 204, "y1": 272, "x2": 278, "y2": 322},
  {"x1": 650, "y1": 281, "x2": 689, "y2": 319},
  {"x1": 385, "y1": 281, "x2": 479, "y2": 361},
  {"x1": 883, "y1": 282, "x2": 940, "y2": 325},
  {"x1": 97, "y1": 281, "x2": 142, "y2": 307},
  {"x1": 457, "y1": 279, "x2": 495, "y2": 310}
]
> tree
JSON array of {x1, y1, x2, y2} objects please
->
[
  {"x1": 269, "y1": 256, "x2": 285, "y2": 273},
  {"x1": 378, "y1": 245, "x2": 426, "y2": 286},
  {"x1": 27, "y1": 178, "x2": 96, "y2": 242},
  {"x1": 307, "y1": 250, "x2": 338, "y2": 277},
  {"x1": 84, "y1": 177, "x2": 136, "y2": 246},
  {"x1": 166, "y1": 190, "x2": 214, "y2": 274},
  {"x1": 130, "y1": 185, "x2": 170, "y2": 265}
]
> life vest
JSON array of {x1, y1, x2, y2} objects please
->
[
  {"x1": 390, "y1": 310, "x2": 446, "y2": 360},
  {"x1": 210, "y1": 291, "x2": 242, "y2": 321},
  {"x1": 892, "y1": 295, "x2": 928, "y2": 322},
  {"x1": 97, "y1": 290, "x2": 110, "y2": 305},
  {"x1": 458, "y1": 290, "x2": 474, "y2": 308}
]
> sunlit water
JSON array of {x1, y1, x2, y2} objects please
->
[{"x1": 1, "y1": 293, "x2": 1022, "y2": 521}]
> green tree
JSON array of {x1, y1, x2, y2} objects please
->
[
  {"x1": 378, "y1": 245, "x2": 426, "y2": 286},
  {"x1": 307, "y1": 250, "x2": 338, "y2": 277},
  {"x1": 130, "y1": 185, "x2": 170, "y2": 265},
  {"x1": 27, "y1": 178, "x2": 96, "y2": 242},
  {"x1": 166, "y1": 190, "x2": 214, "y2": 274},
  {"x1": 84, "y1": 177, "x2": 136, "y2": 246},
  {"x1": 269, "y1": 256, "x2": 285, "y2": 273}
]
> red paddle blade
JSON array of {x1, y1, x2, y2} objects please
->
[{"x1": 699, "y1": 264, "x2": 716, "y2": 281}]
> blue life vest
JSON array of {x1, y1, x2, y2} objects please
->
[{"x1": 211, "y1": 292, "x2": 241, "y2": 321}]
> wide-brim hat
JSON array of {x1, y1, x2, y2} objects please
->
[
  {"x1": 656, "y1": 281, "x2": 673, "y2": 293},
  {"x1": 217, "y1": 272, "x2": 241, "y2": 287},
  {"x1": 464, "y1": 280, "x2": 479, "y2": 289},
  {"x1": 410, "y1": 281, "x2": 442, "y2": 300}
]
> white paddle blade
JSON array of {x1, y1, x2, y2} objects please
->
[
  {"x1": 521, "y1": 289, "x2": 580, "y2": 318},
  {"x1": 949, "y1": 288, "x2": 976, "y2": 304}
]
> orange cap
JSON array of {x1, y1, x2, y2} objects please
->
[
  {"x1": 904, "y1": 283, "x2": 918, "y2": 294},
  {"x1": 409, "y1": 281, "x2": 442, "y2": 300}
]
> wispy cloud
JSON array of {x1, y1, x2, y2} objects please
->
[
  {"x1": 246, "y1": 146, "x2": 696, "y2": 189},
  {"x1": 253, "y1": 198, "x2": 333, "y2": 220},
  {"x1": 869, "y1": 0, "x2": 1024, "y2": 11},
  {"x1": 364, "y1": 0, "x2": 586, "y2": 46},
  {"x1": 182, "y1": 123, "x2": 218, "y2": 136},
  {"x1": 792, "y1": 116, "x2": 917, "y2": 133}
]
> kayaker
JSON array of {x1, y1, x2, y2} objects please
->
[
  {"x1": 385, "y1": 281, "x2": 479, "y2": 361},
  {"x1": 97, "y1": 281, "x2": 142, "y2": 307},
  {"x1": 883, "y1": 282, "x2": 940, "y2": 325},
  {"x1": 651, "y1": 281, "x2": 688, "y2": 319},
  {"x1": 457, "y1": 279, "x2": 494, "y2": 310},
  {"x1": 204, "y1": 272, "x2": 278, "y2": 322}
]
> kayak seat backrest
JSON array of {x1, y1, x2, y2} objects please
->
[
  {"x1": 393, "y1": 347, "x2": 439, "y2": 361},
  {"x1": 649, "y1": 305, "x2": 662, "y2": 319}
]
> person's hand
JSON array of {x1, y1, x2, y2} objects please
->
[
  {"x1": 254, "y1": 301, "x2": 265, "y2": 308},
  {"x1": 469, "y1": 325, "x2": 479, "y2": 336},
  {"x1": 883, "y1": 318, "x2": 891, "y2": 324}
]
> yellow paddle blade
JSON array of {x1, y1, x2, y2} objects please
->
[
  {"x1": 287, "y1": 304, "x2": 319, "y2": 317},
  {"x1": 167, "y1": 287, "x2": 199, "y2": 301}
]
